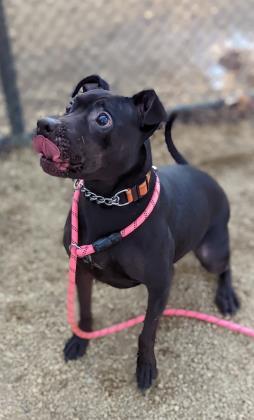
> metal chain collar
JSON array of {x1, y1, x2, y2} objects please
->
[
  {"x1": 74, "y1": 167, "x2": 156, "y2": 207},
  {"x1": 74, "y1": 180, "x2": 129, "y2": 206}
]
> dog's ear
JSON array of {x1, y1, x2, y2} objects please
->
[
  {"x1": 132, "y1": 90, "x2": 167, "y2": 134},
  {"x1": 72, "y1": 75, "x2": 110, "y2": 97}
]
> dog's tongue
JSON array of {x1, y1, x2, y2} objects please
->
[
  {"x1": 33, "y1": 135, "x2": 61, "y2": 160},
  {"x1": 32, "y1": 135, "x2": 69, "y2": 171}
]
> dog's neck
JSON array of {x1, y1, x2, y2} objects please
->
[
  {"x1": 83, "y1": 141, "x2": 152, "y2": 197},
  {"x1": 77, "y1": 140, "x2": 155, "y2": 244}
]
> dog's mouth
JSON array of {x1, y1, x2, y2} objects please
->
[{"x1": 32, "y1": 135, "x2": 71, "y2": 176}]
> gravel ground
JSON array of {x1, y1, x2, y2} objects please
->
[{"x1": 1, "y1": 121, "x2": 254, "y2": 419}]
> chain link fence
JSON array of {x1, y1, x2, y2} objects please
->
[{"x1": 1, "y1": 0, "x2": 254, "y2": 141}]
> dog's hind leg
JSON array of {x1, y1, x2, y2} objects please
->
[
  {"x1": 64, "y1": 261, "x2": 93, "y2": 361},
  {"x1": 195, "y1": 222, "x2": 240, "y2": 315}
]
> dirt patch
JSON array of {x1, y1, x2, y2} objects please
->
[{"x1": 1, "y1": 120, "x2": 254, "y2": 419}]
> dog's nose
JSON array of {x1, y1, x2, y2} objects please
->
[{"x1": 37, "y1": 117, "x2": 60, "y2": 137}]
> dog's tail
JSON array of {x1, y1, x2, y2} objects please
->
[{"x1": 164, "y1": 111, "x2": 188, "y2": 165}]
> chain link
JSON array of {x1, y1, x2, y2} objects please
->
[{"x1": 79, "y1": 185, "x2": 129, "y2": 207}]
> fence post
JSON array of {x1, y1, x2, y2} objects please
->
[{"x1": 0, "y1": 0, "x2": 25, "y2": 141}]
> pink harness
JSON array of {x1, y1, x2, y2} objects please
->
[{"x1": 67, "y1": 175, "x2": 254, "y2": 340}]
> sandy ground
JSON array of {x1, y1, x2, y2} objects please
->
[{"x1": 1, "y1": 121, "x2": 254, "y2": 419}]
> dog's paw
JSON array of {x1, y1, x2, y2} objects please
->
[
  {"x1": 64, "y1": 334, "x2": 89, "y2": 362},
  {"x1": 136, "y1": 356, "x2": 158, "y2": 391},
  {"x1": 215, "y1": 285, "x2": 240, "y2": 315}
]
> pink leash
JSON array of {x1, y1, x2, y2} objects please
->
[{"x1": 67, "y1": 176, "x2": 254, "y2": 340}]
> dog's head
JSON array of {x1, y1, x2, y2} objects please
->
[{"x1": 33, "y1": 75, "x2": 166, "y2": 180}]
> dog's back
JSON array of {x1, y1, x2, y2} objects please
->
[{"x1": 158, "y1": 164, "x2": 229, "y2": 261}]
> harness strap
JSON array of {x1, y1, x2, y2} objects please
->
[{"x1": 67, "y1": 173, "x2": 160, "y2": 337}]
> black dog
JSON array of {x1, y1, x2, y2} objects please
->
[{"x1": 34, "y1": 75, "x2": 239, "y2": 390}]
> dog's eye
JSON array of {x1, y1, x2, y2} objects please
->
[{"x1": 96, "y1": 112, "x2": 112, "y2": 127}]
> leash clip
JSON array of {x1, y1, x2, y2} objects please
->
[
  {"x1": 69, "y1": 241, "x2": 81, "y2": 251},
  {"x1": 73, "y1": 179, "x2": 83, "y2": 190}
]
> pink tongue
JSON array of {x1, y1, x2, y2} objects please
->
[
  {"x1": 32, "y1": 135, "x2": 61, "y2": 161},
  {"x1": 32, "y1": 135, "x2": 69, "y2": 171}
]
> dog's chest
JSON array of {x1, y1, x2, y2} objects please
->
[
  {"x1": 82, "y1": 253, "x2": 105, "y2": 270},
  {"x1": 82, "y1": 252, "x2": 140, "y2": 289}
]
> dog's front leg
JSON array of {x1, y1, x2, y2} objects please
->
[
  {"x1": 136, "y1": 265, "x2": 172, "y2": 390},
  {"x1": 64, "y1": 260, "x2": 93, "y2": 361}
]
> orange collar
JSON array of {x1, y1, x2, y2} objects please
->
[{"x1": 125, "y1": 170, "x2": 151, "y2": 204}]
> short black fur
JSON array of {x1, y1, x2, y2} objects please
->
[{"x1": 36, "y1": 75, "x2": 240, "y2": 391}]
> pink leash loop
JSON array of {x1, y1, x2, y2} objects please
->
[{"x1": 67, "y1": 176, "x2": 254, "y2": 341}]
